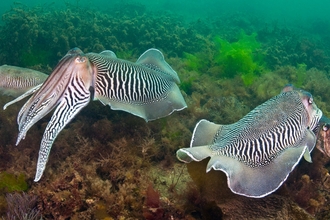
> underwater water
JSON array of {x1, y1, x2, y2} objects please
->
[{"x1": 0, "y1": 0, "x2": 330, "y2": 219}]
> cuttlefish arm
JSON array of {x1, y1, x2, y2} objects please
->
[{"x1": 16, "y1": 48, "x2": 95, "y2": 181}]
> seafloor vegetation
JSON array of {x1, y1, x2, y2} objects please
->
[{"x1": 0, "y1": 2, "x2": 330, "y2": 219}]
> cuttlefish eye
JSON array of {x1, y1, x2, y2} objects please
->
[
  {"x1": 308, "y1": 97, "x2": 313, "y2": 104},
  {"x1": 75, "y1": 56, "x2": 86, "y2": 63}
]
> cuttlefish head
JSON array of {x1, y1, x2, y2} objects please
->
[
  {"x1": 299, "y1": 91, "x2": 323, "y2": 131},
  {"x1": 16, "y1": 48, "x2": 96, "y2": 145},
  {"x1": 283, "y1": 84, "x2": 322, "y2": 131}
]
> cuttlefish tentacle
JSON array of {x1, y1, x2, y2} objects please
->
[
  {"x1": 3, "y1": 83, "x2": 43, "y2": 110},
  {"x1": 15, "y1": 48, "x2": 95, "y2": 181},
  {"x1": 35, "y1": 66, "x2": 93, "y2": 181},
  {"x1": 16, "y1": 48, "x2": 95, "y2": 145}
]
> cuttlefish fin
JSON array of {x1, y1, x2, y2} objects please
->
[
  {"x1": 303, "y1": 129, "x2": 317, "y2": 162},
  {"x1": 204, "y1": 145, "x2": 306, "y2": 198},
  {"x1": 3, "y1": 83, "x2": 43, "y2": 110},
  {"x1": 223, "y1": 128, "x2": 314, "y2": 198},
  {"x1": 135, "y1": 48, "x2": 187, "y2": 120},
  {"x1": 177, "y1": 146, "x2": 212, "y2": 163},
  {"x1": 281, "y1": 84, "x2": 295, "y2": 93},
  {"x1": 136, "y1": 48, "x2": 181, "y2": 84},
  {"x1": 99, "y1": 50, "x2": 117, "y2": 58},
  {"x1": 177, "y1": 119, "x2": 222, "y2": 162},
  {"x1": 96, "y1": 83, "x2": 186, "y2": 122},
  {"x1": 190, "y1": 119, "x2": 223, "y2": 147},
  {"x1": 34, "y1": 84, "x2": 91, "y2": 181}
]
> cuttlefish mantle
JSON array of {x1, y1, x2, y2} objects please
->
[
  {"x1": 5, "y1": 48, "x2": 187, "y2": 181},
  {"x1": 177, "y1": 85, "x2": 322, "y2": 198},
  {"x1": 0, "y1": 64, "x2": 48, "y2": 98}
]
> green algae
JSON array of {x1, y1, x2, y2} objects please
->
[
  {"x1": 213, "y1": 31, "x2": 266, "y2": 85},
  {"x1": 0, "y1": 172, "x2": 28, "y2": 192},
  {"x1": 20, "y1": 47, "x2": 54, "y2": 67},
  {"x1": 180, "y1": 76, "x2": 196, "y2": 95},
  {"x1": 295, "y1": 63, "x2": 307, "y2": 88},
  {"x1": 183, "y1": 52, "x2": 205, "y2": 72}
]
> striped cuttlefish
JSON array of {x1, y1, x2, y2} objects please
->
[
  {"x1": 1, "y1": 48, "x2": 187, "y2": 181},
  {"x1": 177, "y1": 85, "x2": 326, "y2": 198}
]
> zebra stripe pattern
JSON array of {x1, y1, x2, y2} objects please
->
[
  {"x1": 88, "y1": 53, "x2": 174, "y2": 105},
  {"x1": 212, "y1": 91, "x2": 309, "y2": 167},
  {"x1": 177, "y1": 86, "x2": 322, "y2": 197},
  {"x1": 13, "y1": 48, "x2": 94, "y2": 181},
  {"x1": 35, "y1": 69, "x2": 91, "y2": 181},
  {"x1": 11, "y1": 47, "x2": 186, "y2": 181}
]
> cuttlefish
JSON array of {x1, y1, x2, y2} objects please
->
[
  {"x1": 0, "y1": 65, "x2": 48, "y2": 97},
  {"x1": 177, "y1": 85, "x2": 322, "y2": 198},
  {"x1": 316, "y1": 116, "x2": 330, "y2": 157},
  {"x1": 5, "y1": 48, "x2": 187, "y2": 181}
]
